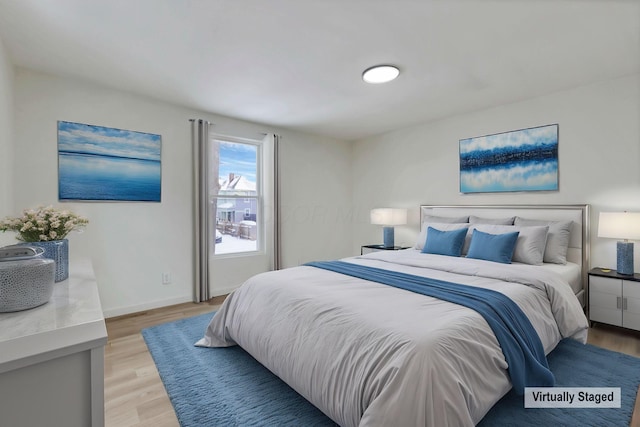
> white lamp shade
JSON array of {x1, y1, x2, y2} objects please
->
[
  {"x1": 598, "y1": 212, "x2": 640, "y2": 240},
  {"x1": 370, "y1": 208, "x2": 407, "y2": 226}
]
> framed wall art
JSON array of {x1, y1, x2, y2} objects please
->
[
  {"x1": 58, "y1": 121, "x2": 162, "y2": 202},
  {"x1": 459, "y1": 124, "x2": 558, "y2": 194}
]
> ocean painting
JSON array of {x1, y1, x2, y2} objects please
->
[
  {"x1": 459, "y1": 124, "x2": 558, "y2": 193},
  {"x1": 58, "y1": 121, "x2": 161, "y2": 202}
]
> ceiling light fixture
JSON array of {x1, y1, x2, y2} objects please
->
[{"x1": 362, "y1": 65, "x2": 400, "y2": 84}]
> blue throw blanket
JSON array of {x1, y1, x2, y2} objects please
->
[{"x1": 305, "y1": 260, "x2": 554, "y2": 394}]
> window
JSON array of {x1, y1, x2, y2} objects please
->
[{"x1": 210, "y1": 137, "x2": 260, "y2": 255}]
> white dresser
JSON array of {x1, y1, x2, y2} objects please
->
[{"x1": 0, "y1": 259, "x2": 107, "y2": 427}]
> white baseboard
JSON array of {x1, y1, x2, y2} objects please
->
[
  {"x1": 103, "y1": 283, "x2": 241, "y2": 318},
  {"x1": 103, "y1": 295, "x2": 193, "y2": 318},
  {"x1": 211, "y1": 285, "x2": 240, "y2": 297}
]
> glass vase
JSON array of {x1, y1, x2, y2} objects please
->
[{"x1": 22, "y1": 239, "x2": 69, "y2": 282}]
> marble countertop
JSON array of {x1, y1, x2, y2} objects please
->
[{"x1": 0, "y1": 258, "x2": 107, "y2": 371}]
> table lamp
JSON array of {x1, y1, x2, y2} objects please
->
[
  {"x1": 370, "y1": 208, "x2": 407, "y2": 248},
  {"x1": 598, "y1": 211, "x2": 640, "y2": 275}
]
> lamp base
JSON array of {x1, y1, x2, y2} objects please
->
[
  {"x1": 382, "y1": 227, "x2": 395, "y2": 248},
  {"x1": 617, "y1": 241, "x2": 634, "y2": 275}
]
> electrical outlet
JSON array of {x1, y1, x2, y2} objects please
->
[{"x1": 162, "y1": 272, "x2": 171, "y2": 285}]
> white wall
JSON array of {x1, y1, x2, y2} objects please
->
[
  {"x1": 0, "y1": 36, "x2": 14, "y2": 247},
  {"x1": 280, "y1": 131, "x2": 353, "y2": 266},
  {"x1": 9, "y1": 65, "x2": 639, "y2": 314},
  {"x1": 352, "y1": 74, "x2": 640, "y2": 270},
  {"x1": 13, "y1": 68, "x2": 353, "y2": 317}
]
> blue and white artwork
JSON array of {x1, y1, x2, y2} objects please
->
[
  {"x1": 459, "y1": 124, "x2": 558, "y2": 193},
  {"x1": 58, "y1": 121, "x2": 161, "y2": 202}
]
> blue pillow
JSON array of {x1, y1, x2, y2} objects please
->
[
  {"x1": 422, "y1": 227, "x2": 468, "y2": 257},
  {"x1": 466, "y1": 229, "x2": 520, "y2": 264}
]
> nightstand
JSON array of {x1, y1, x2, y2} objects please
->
[
  {"x1": 589, "y1": 268, "x2": 640, "y2": 331},
  {"x1": 361, "y1": 244, "x2": 411, "y2": 255}
]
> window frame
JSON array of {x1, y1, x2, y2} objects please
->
[{"x1": 210, "y1": 135, "x2": 263, "y2": 258}]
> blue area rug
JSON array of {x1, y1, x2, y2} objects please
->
[{"x1": 142, "y1": 312, "x2": 640, "y2": 427}]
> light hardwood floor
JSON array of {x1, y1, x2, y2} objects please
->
[
  {"x1": 105, "y1": 301, "x2": 640, "y2": 427},
  {"x1": 105, "y1": 297, "x2": 225, "y2": 427}
]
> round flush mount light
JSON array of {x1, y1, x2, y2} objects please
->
[{"x1": 362, "y1": 65, "x2": 400, "y2": 84}]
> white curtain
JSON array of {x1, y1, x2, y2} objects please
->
[
  {"x1": 251, "y1": 132, "x2": 282, "y2": 272},
  {"x1": 268, "y1": 133, "x2": 282, "y2": 270},
  {"x1": 191, "y1": 119, "x2": 210, "y2": 302}
]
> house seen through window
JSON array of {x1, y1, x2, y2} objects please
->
[{"x1": 210, "y1": 138, "x2": 260, "y2": 255}]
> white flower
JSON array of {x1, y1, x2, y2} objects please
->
[{"x1": 0, "y1": 206, "x2": 89, "y2": 242}]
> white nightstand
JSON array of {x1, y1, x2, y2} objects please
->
[
  {"x1": 589, "y1": 268, "x2": 640, "y2": 331},
  {"x1": 361, "y1": 244, "x2": 411, "y2": 255}
]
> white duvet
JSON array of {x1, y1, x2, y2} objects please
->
[{"x1": 197, "y1": 250, "x2": 588, "y2": 426}]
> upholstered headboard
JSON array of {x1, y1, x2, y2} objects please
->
[{"x1": 420, "y1": 204, "x2": 590, "y2": 306}]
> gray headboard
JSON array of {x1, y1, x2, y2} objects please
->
[{"x1": 420, "y1": 204, "x2": 590, "y2": 306}]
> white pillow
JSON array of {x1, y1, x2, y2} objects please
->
[
  {"x1": 423, "y1": 215, "x2": 469, "y2": 224},
  {"x1": 514, "y1": 217, "x2": 572, "y2": 264},
  {"x1": 469, "y1": 215, "x2": 515, "y2": 225},
  {"x1": 466, "y1": 224, "x2": 549, "y2": 265},
  {"x1": 415, "y1": 222, "x2": 470, "y2": 251}
]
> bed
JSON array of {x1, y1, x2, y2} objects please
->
[{"x1": 197, "y1": 204, "x2": 590, "y2": 426}]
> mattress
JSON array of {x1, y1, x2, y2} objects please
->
[{"x1": 538, "y1": 261, "x2": 582, "y2": 295}]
